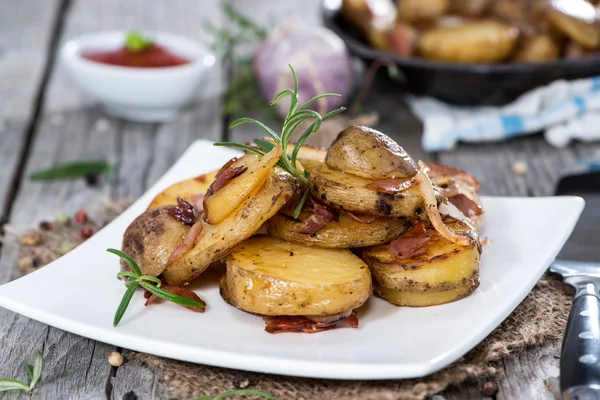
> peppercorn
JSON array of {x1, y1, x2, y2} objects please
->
[
  {"x1": 74, "y1": 209, "x2": 88, "y2": 224},
  {"x1": 80, "y1": 226, "x2": 94, "y2": 239},
  {"x1": 39, "y1": 221, "x2": 53, "y2": 231},
  {"x1": 108, "y1": 351, "x2": 124, "y2": 367}
]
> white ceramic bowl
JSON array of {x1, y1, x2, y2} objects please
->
[{"x1": 61, "y1": 30, "x2": 215, "y2": 122}]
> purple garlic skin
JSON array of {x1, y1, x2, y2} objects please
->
[{"x1": 253, "y1": 24, "x2": 353, "y2": 118}]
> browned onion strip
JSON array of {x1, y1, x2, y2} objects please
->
[{"x1": 415, "y1": 161, "x2": 473, "y2": 246}]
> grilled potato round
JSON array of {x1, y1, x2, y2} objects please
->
[
  {"x1": 162, "y1": 168, "x2": 299, "y2": 286},
  {"x1": 375, "y1": 273, "x2": 479, "y2": 307},
  {"x1": 147, "y1": 171, "x2": 217, "y2": 209},
  {"x1": 418, "y1": 20, "x2": 519, "y2": 63},
  {"x1": 325, "y1": 126, "x2": 418, "y2": 180},
  {"x1": 513, "y1": 34, "x2": 561, "y2": 63},
  {"x1": 267, "y1": 211, "x2": 408, "y2": 248},
  {"x1": 121, "y1": 206, "x2": 190, "y2": 277},
  {"x1": 362, "y1": 220, "x2": 480, "y2": 293},
  {"x1": 203, "y1": 146, "x2": 282, "y2": 225},
  {"x1": 543, "y1": 2, "x2": 600, "y2": 49},
  {"x1": 310, "y1": 163, "x2": 425, "y2": 218},
  {"x1": 221, "y1": 236, "x2": 372, "y2": 316},
  {"x1": 398, "y1": 0, "x2": 449, "y2": 22}
]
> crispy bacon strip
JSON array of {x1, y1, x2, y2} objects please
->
[
  {"x1": 295, "y1": 201, "x2": 336, "y2": 234},
  {"x1": 264, "y1": 313, "x2": 359, "y2": 334},
  {"x1": 145, "y1": 285, "x2": 206, "y2": 313},
  {"x1": 390, "y1": 221, "x2": 430, "y2": 260},
  {"x1": 168, "y1": 198, "x2": 196, "y2": 225},
  {"x1": 167, "y1": 220, "x2": 204, "y2": 265},
  {"x1": 208, "y1": 158, "x2": 247, "y2": 194},
  {"x1": 365, "y1": 178, "x2": 412, "y2": 194},
  {"x1": 449, "y1": 194, "x2": 483, "y2": 217},
  {"x1": 341, "y1": 210, "x2": 376, "y2": 224}
]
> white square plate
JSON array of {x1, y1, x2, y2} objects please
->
[{"x1": 0, "y1": 140, "x2": 584, "y2": 380}]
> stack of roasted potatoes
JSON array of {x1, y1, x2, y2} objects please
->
[
  {"x1": 121, "y1": 125, "x2": 484, "y2": 333},
  {"x1": 342, "y1": 0, "x2": 600, "y2": 63}
]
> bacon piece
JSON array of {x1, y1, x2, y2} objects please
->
[
  {"x1": 341, "y1": 210, "x2": 376, "y2": 224},
  {"x1": 168, "y1": 198, "x2": 196, "y2": 225},
  {"x1": 365, "y1": 178, "x2": 412, "y2": 194},
  {"x1": 145, "y1": 285, "x2": 206, "y2": 313},
  {"x1": 167, "y1": 220, "x2": 204, "y2": 265},
  {"x1": 449, "y1": 194, "x2": 483, "y2": 217},
  {"x1": 208, "y1": 158, "x2": 247, "y2": 194},
  {"x1": 390, "y1": 221, "x2": 430, "y2": 260},
  {"x1": 190, "y1": 193, "x2": 205, "y2": 214},
  {"x1": 296, "y1": 202, "x2": 335, "y2": 234},
  {"x1": 264, "y1": 313, "x2": 359, "y2": 334}
]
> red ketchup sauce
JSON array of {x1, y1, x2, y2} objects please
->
[{"x1": 82, "y1": 44, "x2": 190, "y2": 68}]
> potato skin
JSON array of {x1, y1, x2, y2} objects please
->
[
  {"x1": 267, "y1": 212, "x2": 408, "y2": 248},
  {"x1": 162, "y1": 169, "x2": 299, "y2": 286},
  {"x1": 398, "y1": 0, "x2": 448, "y2": 22},
  {"x1": 418, "y1": 20, "x2": 519, "y2": 63},
  {"x1": 362, "y1": 220, "x2": 480, "y2": 293},
  {"x1": 325, "y1": 126, "x2": 418, "y2": 180},
  {"x1": 148, "y1": 171, "x2": 217, "y2": 209},
  {"x1": 222, "y1": 236, "x2": 372, "y2": 316},
  {"x1": 121, "y1": 206, "x2": 190, "y2": 277},
  {"x1": 309, "y1": 163, "x2": 425, "y2": 218}
]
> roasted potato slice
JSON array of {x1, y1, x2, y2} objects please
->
[
  {"x1": 341, "y1": 0, "x2": 397, "y2": 49},
  {"x1": 418, "y1": 20, "x2": 519, "y2": 63},
  {"x1": 513, "y1": 34, "x2": 561, "y2": 62},
  {"x1": 162, "y1": 168, "x2": 299, "y2": 286},
  {"x1": 540, "y1": 0, "x2": 600, "y2": 49},
  {"x1": 267, "y1": 211, "x2": 408, "y2": 248},
  {"x1": 362, "y1": 220, "x2": 480, "y2": 293},
  {"x1": 325, "y1": 126, "x2": 418, "y2": 180},
  {"x1": 203, "y1": 146, "x2": 282, "y2": 225},
  {"x1": 398, "y1": 0, "x2": 449, "y2": 22},
  {"x1": 148, "y1": 171, "x2": 217, "y2": 209},
  {"x1": 221, "y1": 236, "x2": 372, "y2": 316},
  {"x1": 310, "y1": 163, "x2": 425, "y2": 218},
  {"x1": 375, "y1": 273, "x2": 479, "y2": 307},
  {"x1": 121, "y1": 206, "x2": 190, "y2": 277}
]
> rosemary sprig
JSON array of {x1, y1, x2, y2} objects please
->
[
  {"x1": 215, "y1": 65, "x2": 345, "y2": 216},
  {"x1": 108, "y1": 249, "x2": 205, "y2": 327},
  {"x1": 30, "y1": 160, "x2": 113, "y2": 182},
  {"x1": 194, "y1": 389, "x2": 276, "y2": 400},
  {"x1": 0, "y1": 349, "x2": 43, "y2": 393}
]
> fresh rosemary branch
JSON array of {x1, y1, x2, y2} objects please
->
[
  {"x1": 193, "y1": 389, "x2": 276, "y2": 400},
  {"x1": 108, "y1": 249, "x2": 205, "y2": 327},
  {"x1": 215, "y1": 65, "x2": 345, "y2": 217},
  {"x1": 30, "y1": 160, "x2": 113, "y2": 182},
  {"x1": 0, "y1": 349, "x2": 43, "y2": 393}
]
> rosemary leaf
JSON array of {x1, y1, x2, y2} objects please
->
[
  {"x1": 140, "y1": 275, "x2": 162, "y2": 286},
  {"x1": 30, "y1": 161, "x2": 112, "y2": 181},
  {"x1": 107, "y1": 249, "x2": 142, "y2": 276},
  {"x1": 113, "y1": 282, "x2": 139, "y2": 327},
  {"x1": 292, "y1": 189, "x2": 311, "y2": 219},
  {"x1": 213, "y1": 142, "x2": 265, "y2": 156},
  {"x1": 253, "y1": 138, "x2": 276, "y2": 152},
  {"x1": 229, "y1": 118, "x2": 280, "y2": 143},
  {"x1": 30, "y1": 350, "x2": 43, "y2": 390},
  {"x1": 298, "y1": 93, "x2": 342, "y2": 111},
  {"x1": 140, "y1": 282, "x2": 206, "y2": 310},
  {"x1": 0, "y1": 379, "x2": 29, "y2": 393},
  {"x1": 23, "y1": 364, "x2": 33, "y2": 382}
]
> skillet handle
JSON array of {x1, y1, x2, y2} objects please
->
[{"x1": 561, "y1": 283, "x2": 600, "y2": 400}]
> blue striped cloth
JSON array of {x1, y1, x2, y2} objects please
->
[{"x1": 406, "y1": 76, "x2": 600, "y2": 152}]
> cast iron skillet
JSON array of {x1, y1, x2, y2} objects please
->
[{"x1": 322, "y1": 0, "x2": 600, "y2": 106}]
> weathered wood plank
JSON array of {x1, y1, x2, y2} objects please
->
[
  {"x1": 0, "y1": 0, "x2": 225, "y2": 399},
  {"x1": 0, "y1": 0, "x2": 62, "y2": 215}
]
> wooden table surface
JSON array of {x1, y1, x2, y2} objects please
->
[{"x1": 0, "y1": 1, "x2": 595, "y2": 399}]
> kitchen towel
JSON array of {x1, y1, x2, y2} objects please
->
[{"x1": 407, "y1": 75, "x2": 600, "y2": 151}]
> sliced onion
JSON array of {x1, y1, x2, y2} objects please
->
[{"x1": 415, "y1": 161, "x2": 473, "y2": 246}]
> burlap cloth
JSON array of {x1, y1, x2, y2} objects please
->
[{"x1": 11, "y1": 198, "x2": 571, "y2": 400}]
